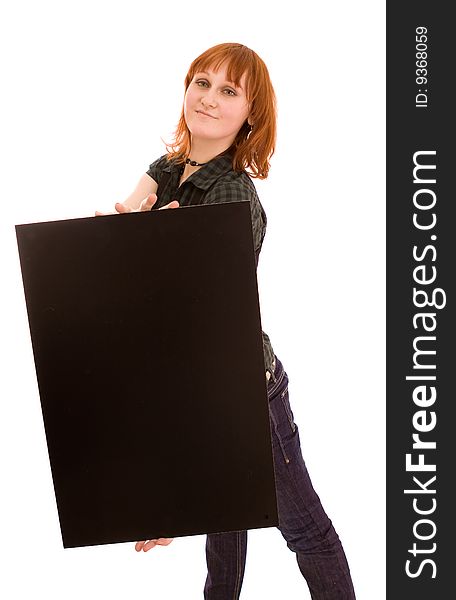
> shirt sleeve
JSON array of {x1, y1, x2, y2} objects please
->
[
  {"x1": 202, "y1": 174, "x2": 266, "y2": 263},
  {"x1": 146, "y1": 154, "x2": 168, "y2": 183}
]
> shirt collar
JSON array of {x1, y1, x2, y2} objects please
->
[{"x1": 163, "y1": 152, "x2": 236, "y2": 191}]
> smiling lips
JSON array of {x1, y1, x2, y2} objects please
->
[{"x1": 196, "y1": 110, "x2": 217, "y2": 119}]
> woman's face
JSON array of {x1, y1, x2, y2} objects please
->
[{"x1": 184, "y1": 65, "x2": 250, "y2": 147}]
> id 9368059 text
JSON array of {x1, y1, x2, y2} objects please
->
[{"x1": 416, "y1": 26, "x2": 428, "y2": 108}]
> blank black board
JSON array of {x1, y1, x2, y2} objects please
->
[{"x1": 15, "y1": 202, "x2": 278, "y2": 548}]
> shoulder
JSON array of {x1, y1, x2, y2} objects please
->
[
  {"x1": 204, "y1": 170, "x2": 267, "y2": 237},
  {"x1": 204, "y1": 170, "x2": 259, "y2": 204},
  {"x1": 146, "y1": 154, "x2": 175, "y2": 181}
]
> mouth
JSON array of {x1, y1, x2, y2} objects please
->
[{"x1": 196, "y1": 110, "x2": 217, "y2": 119}]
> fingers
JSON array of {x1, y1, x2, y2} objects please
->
[
  {"x1": 139, "y1": 193, "x2": 158, "y2": 211},
  {"x1": 135, "y1": 539, "x2": 157, "y2": 552},
  {"x1": 158, "y1": 200, "x2": 180, "y2": 210},
  {"x1": 97, "y1": 197, "x2": 178, "y2": 218},
  {"x1": 156, "y1": 538, "x2": 174, "y2": 546},
  {"x1": 143, "y1": 539, "x2": 159, "y2": 551},
  {"x1": 115, "y1": 202, "x2": 132, "y2": 214},
  {"x1": 141, "y1": 195, "x2": 179, "y2": 211},
  {"x1": 134, "y1": 538, "x2": 174, "y2": 552}
]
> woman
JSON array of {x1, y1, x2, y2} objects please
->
[{"x1": 100, "y1": 42, "x2": 356, "y2": 600}]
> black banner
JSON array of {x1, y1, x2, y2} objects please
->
[{"x1": 387, "y1": 2, "x2": 453, "y2": 597}]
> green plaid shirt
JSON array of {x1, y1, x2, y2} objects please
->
[{"x1": 146, "y1": 152, "x2": 275, "y2": 375}]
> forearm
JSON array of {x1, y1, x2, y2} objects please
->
[{"x1": 122, "y1": 173, "x2": 158, "y2": 210}]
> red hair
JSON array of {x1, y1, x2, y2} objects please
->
[{"x1": 166, "y1": 43, "x2": 277, "y2": 179}]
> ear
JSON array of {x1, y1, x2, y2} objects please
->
[{"x1": 247, "y1": 117, "x2": 254, "y2": 127}]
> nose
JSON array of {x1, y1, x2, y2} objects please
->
[{"x1": 201, "y1": 89, "x2": 217, "y2": 109}]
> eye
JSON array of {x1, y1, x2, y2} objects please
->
[
  {"x1": 223, "y1": 88, "x2": 236, "y2": 96},
  {"x1": 195, "y1": 79, "x2": 209, "y2": 87}
]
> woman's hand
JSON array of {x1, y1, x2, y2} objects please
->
[
  {"x1": 135, "y1": 538, "x2": 174, "y2": 552},
  {"x1": 95, "y1": 194, "x2": 179, "y2": 216}
]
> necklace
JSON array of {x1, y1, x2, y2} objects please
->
[{"x1": 185, "y1": 157, "x2": 208, "y2": 167}]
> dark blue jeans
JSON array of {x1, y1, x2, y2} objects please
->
[{"x1": 204, "y1": 356, "x2": 356, "y2": 599}]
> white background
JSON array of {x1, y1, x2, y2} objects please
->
[{"x1": 0, "y1": 1, "x2": 385, "y2": 598}]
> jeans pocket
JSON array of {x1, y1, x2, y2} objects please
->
[{"x1": 280, "y1": 386, "x2": 296, "y2": 433}]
